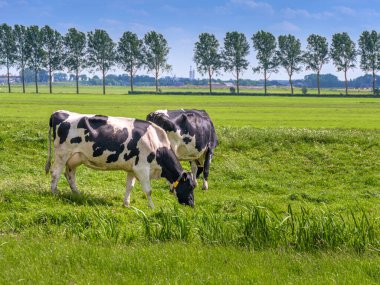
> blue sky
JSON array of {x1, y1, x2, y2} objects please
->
[{"x1": 1, "y1": 0, "x2": 380, "y2": 80}]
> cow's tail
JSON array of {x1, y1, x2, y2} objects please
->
[{"x1": 45, "y1": 116, "x2": 53, "y2": 175}]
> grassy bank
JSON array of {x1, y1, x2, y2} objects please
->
[{"x1": 0, "y1": 94, "x2": 379, "y2": 283}]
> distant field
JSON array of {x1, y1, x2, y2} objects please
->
[
  {"x1": 0, "y1": 93, "x2": 379, "y2": 284},
  {"x1": 0, "y1": 83, "x2": 375, "y2": 95},
  {"x1": 1, "y1": 93, "x2": 380, "y2": 128}
]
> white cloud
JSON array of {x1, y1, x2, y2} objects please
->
[
  {"x1": 230, "y1": 0, "x2": 272, "y2": 10},
  {"x1": 283, "y1": 8, "x2": 334, "y2": 20},
  {"x1": 335, "y1": 6, "x2": 356, "y2": 16},
  {"x1": 271, "y1": 21, "x2": 300, "y2": 33}
]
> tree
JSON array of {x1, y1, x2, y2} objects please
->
[
  {"x1": 330, "y1": 32, "x2": 356, "y2": 96},
  {"x1": 358, "y1": 30, "x2": 380, "y2": 94},
  {"x1": 143, "y1": 31, "x2": 171, "y2": 92},
  {"x1": 87, "y1": 29, "x2": 116, "y2": 95},
  {"x1": 303, "y1": 34, "x2": 329, "y2": 95},
  {"x1": 25, "y1": 25, "x2": 45, "y2": 94},
  {"x1": 277, "y1": 34, "x2": 303, "y2": 95},
  {"x1": 0, "y1": 23, "x2": 17, "y2": 93},
  {"x1": 14, "y1": 25, "x2": 28, "y2": 93},
  {"x1": 193, "y1": 33, "x2": 222, "y2": 94},
  {"x1": 63, "y1": 28, "x2": 87, "y2": 94},
  {"x1": 117, "y1": 31, "x2": 144, "y2": 92},
  {"x1": 222, "y1": 32, "x2": 250, "y2": 94},
  {"x1": 42, "y1": 25, "x2": 64, "y2": 94},
  {"x1": 251, "y1": 30, "x2": 278, "y2": 95}
]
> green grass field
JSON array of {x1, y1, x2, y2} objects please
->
[
  {"x1": 0, "y1": 83, "x2": 376, "y2": 95},
  {"x1": 1, "y1": 92, "x2": 380, "y2": 284}
]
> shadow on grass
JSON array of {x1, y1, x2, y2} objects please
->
[{"x1": 44, "y1": 191, "x2": 114, "y2": 206}]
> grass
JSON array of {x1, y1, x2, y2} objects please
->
[
  {"x1": 0, "y1": 91, "x2": 380, "y2": 283},
  {"x1": 0, "y1": 83, "x2": 376, "y2": 95}
]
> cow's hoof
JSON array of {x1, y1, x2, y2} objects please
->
[
  {"x1": 202, "y1": 181, "x2": 208, "y2": 190},
  {"x1": 51, "y1": 189, "x2": 60, "y2": 195}
]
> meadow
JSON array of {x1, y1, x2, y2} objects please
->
[{"x1": 0, "y1": 91, "x2": 380, "y2": 284}]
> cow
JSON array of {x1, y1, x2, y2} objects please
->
[
  {"x1": 146, "y1": 109, "x2": 217, "y2": 191},
  {"x1": 45, "y1": 110, "x2": 195, "y2": 208}
]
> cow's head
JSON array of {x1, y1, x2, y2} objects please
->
[{"x1": 174, "y1": 172, "x2": 195, "y2": 207}]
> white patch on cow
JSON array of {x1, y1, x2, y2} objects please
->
[{"x1": 154, "y1": 109, "x2": 169, "y2": 117}]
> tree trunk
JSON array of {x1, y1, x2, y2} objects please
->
[
  {"x1": 22, "y1": 67, "x2": 25, "y2": 93},
  {"x1": 317, "y1": 71, "x2": 321, "y2": 95},
  {"x1": 35, "y1": 68, "x2": 39, "y2": 94},
  {"x1": 289, "y1": 75, "x2": 293, "y2": 95},
  {"x1": 208, "y1": 67, "x2": 212, "y2": 94},
  {"x1": 344, "y1": 69, "x2": 348, "y2": 96},
  {"x1": 76, "y1": 69, "x2": 79, "y2": 94},
  {"x1": 264, "y1": 69, "x2": 267, "y2": 95},
  {"x1": 102, "y1": 69, "x2": 106, "y2": 95},
  {"x1": 6, "y1": 64, "x2": 11, "y2": 93},
  {"x1": 372, "y1": 68, "x2": 376, "y2": 95},
  {"x1": 236, "y1": 71, "x2": 240, "y2": 94},
  {"x1": 130, "y1": 68, "x2": 134, "y2": 92},
  {"x1": 49, "y1": 66, "x2": 52, "y2": 94},
  {"x1": 155, "y1": 69, "x2": 159, "y2": 93}
]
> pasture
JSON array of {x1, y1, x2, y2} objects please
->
[{"x1": 0, "y1": 92, "x2": 380, "y2": 284}]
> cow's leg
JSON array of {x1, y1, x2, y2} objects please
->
[
  {"x1": 136, "y1": 170, "x2": 154, "y2": 208},
  {"x1": 190, "y1": 161, "x2": 199, "y2": 188},
  {"x1": 64, "y1": 166, "x2": 79, "y2": 194},
  {"x1": 123, "y1": 172, "x2": 136, "y2": 207},
  {"x1": 64, "y1": 153, "x2": 82, "y2": 194},
  {"x1": 202, "y1": 149, "x2": 213, "y2": 190},
  {"x1": 50, "y1": 154, "x2": 69, "y2": 194}
]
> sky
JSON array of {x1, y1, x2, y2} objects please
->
[{"x1": 1, "y1": 0, "x2": 380, "y2": 80}]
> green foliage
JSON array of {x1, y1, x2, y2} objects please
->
[
  {"x1": 117, "y1": 31, "x2": 144, "y2": 92},
  {"x1": 13, "y1": 24, "x2": 28, "y2": 93},
  {"x1": 303, "y1": 34, "x2": 329, "y2": 95},
  {"x1": 63, "y1": 28, "x2": 87, "y2": 94},
  {"x1": 222, "y1": 31, "x2": 250, "y2": 94},
  {"x1": 358, "y1": 30, "x2": 380, "y2": 93},
  {"x1": 87, "y1": 29, "x2": 116, "y2": 94},
  {"x1": 25, "y1": 25, "x2": 46, "y2": 93},
  {"x1": 193, "y1": 33, "x2": 222, "y2": 93},
  {"x1": 277, "y1": 34, "x2": 303, "y2": 95},
  {"x1": 251, "y1": 30, "x2": 278, "y2": 94},
  {"x1": 330, "y1": 32, "x2": 357, "y2": 95},
  {"x1": 143, "y1": 31, "x2": 171, "y2": 92},
  {"x1": 41, "y1": 25, "x2": 64, "y2": 93},
  {"x1": 0, "y1": 23, "x2": 17, "y2": 92}
]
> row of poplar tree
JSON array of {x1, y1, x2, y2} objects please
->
[{"x1": 0, "y1": 23, "x2": 379, "y2": 95}]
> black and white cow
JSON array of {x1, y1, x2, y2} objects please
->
[
  {"x1": 45, "y1": 110, "x2": 195, "y2": 208},
  {"x1": 146, "y1": 109, "x2": 217, "y2": 190}
]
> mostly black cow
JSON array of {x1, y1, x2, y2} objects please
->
[
  {"x1": 45, "y1": 110, "x2": 195, "y2": 207},
  {"x1": 146, "y1": 109, "x2": 217, "y2": 190}
]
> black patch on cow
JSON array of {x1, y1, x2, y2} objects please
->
[
  {"x1": 124, "y1": 120, "x2": 150, "y2": 165},
  {"x1": 147, "y1": 109, "x2": 218, "y2": 153},
  {"x1": 70, "y1": 136, "x2": 82, "y2": 144},
  {"x1": 146, "y1": 112, "x2": 178, "y2": 133},
  {"x1": 183, "y1": 137, "x2": 192, "y2": 144},
  {"x1": 77, "y1": 115, "x2": 129, "y2": 163},
  {"x1": 50, "y1": 111, "x2": 70, "y2": 140},
  {"x1": 155, "y1": 147, "x2": 183, "y2": 183},
  {"x1": 58, "y1": 121, "x2": 71, "y2": 144},
  {"x1": 147, "y1": 152, "x2": 155, "y2": 163}
]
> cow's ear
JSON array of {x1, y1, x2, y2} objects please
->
[{"x1": 182, "y1": 172, "x2": 188, "y2": 182}]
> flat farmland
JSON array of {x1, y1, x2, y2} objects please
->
[{"x1": 0, "y1": 93, "x2": 379, "y2": 284}]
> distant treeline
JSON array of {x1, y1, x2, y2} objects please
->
[
  {"x1": 15, "y1": 68, "x2": 379, "y2": 89},
  {"x1": 1, "y1": 23, "x2": 380, "y2": 95}
]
